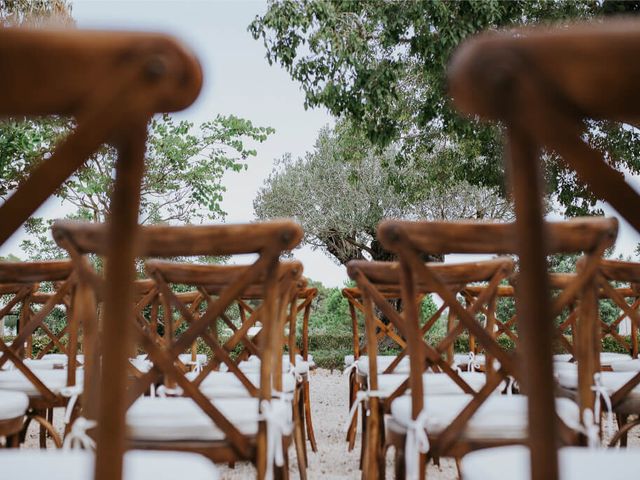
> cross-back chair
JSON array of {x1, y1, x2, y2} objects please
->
[
  {"x1": 0, "y1": 260, "x2": 80, "y2": 447},
  {"x1": 347, "y1": 257, "x2": 516, "y2": 478},
  {"x1": 53, "y1": 219, "x2": 303, "y2": 480},
  {"x1": 374, "y1": 217, "x2": 616, "y2": 479},
  {"x1": 448, "y1": 20, "x2": 640, "y2": 480}
]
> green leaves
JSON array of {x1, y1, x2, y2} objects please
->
[
  {"x1": 250, "y1": 0, "x2": 640, "y2": 217},
  {"x1": 1, "y1": 113, "x2": 273, "y2": 259}
]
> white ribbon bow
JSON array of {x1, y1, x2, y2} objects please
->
[
  {"x1": 581, "y1": 408, "x2": 601, "y2": 448},
  {"x1": 592, "y1": 373, "x2": 614, "y2": 438},
  {"x1": 405, "y1": 409, "x2": 431, "y2": 480},
  {"x1": 343, "y1": 361, "x2": 359, "y2": 377},
  {"x1": 288, "y1": 365, "x2": 303, "y2": 383},
  {"x1": 62, "y1": 416, "x2": 97, "y2": 451},
  {"x1": 60, "y1": 385, "x2": 83, "y2": 425},
  {"x1": 156, "y1": 384, "x2": 184, "y2": 397},
  {"x1": 344, "y1": 389, "x2": 386, "y2": 432},
  {"x1": 260, "y1": 399, "x2": 293, "y2": 480},
  {"x1": 467, "y1": 352, "x2": 480, "y2": 372}
]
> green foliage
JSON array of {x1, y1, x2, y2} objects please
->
[
  {"x1": 255, "y1": 121, "x2": 512, "y2": 265},
  {"x1": 5, "y1": 114, "x2": 274, "y2": 260},
  {"x1": 250, "y1": 1, "x2": 640, "y2": 217}
]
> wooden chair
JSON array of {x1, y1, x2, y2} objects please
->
[
  {"x1": 374, "y1": 217, "x2": 615, "y2": 479},
  {"x1": 448, "y1": 19, "x2": 640, "y2": 480},
  {"x1": 53, "y1": 219, "x2": 303, "y2": 480},
  {"x1": 347, "y1": 258, "x2": 516, "y2": 479},
  {"x1": 0, "y1": 260, "x2": 78, "y2": 447}
]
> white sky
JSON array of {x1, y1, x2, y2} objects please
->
[{"x1": 2, "y1": 0, "x2": 639, "y2": 286}]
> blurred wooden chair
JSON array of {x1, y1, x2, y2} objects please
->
[
  {"x1": 0, "y1": 26, "x2": 202, "y2": 480},
  {"x1": 448, "y1": 19, "x2": 640, "y2": 480}
]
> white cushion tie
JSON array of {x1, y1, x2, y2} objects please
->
[
  {"x1": 405, "y1": 409, "x2": 431, "y2": 480},
  {"x1": 156, "y1": 385, "x2": 184, "y2": 397},
  {"x1": 260, "y1": 399, "x2": 293, "y2": 480},
  {"x1": 62, "y1": 417, "x2": 97, "y2": 451},
  {"x1": 591, "y1": 373, "x2": 614, "y2": 437},
  {"x1": 467, "y1": 352, "x2": 480, "y2": 372},
  {"x1": 60, "y1": 385, "x2": 83, "y2": 424},
  {"x1": 344, "y1": 389, "x2": 386, "y2": 432},
  {"x1": 580, "y1": 408, "x2": 601, "y2": 448},
  {"x1": 343, "y1": 362, "x2": 358, "y2": 377}
]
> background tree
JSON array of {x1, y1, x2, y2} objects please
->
[
  {"x1": 250, "y1": 0, "x2": 640, "y2": 217},
  {"x1": 9, "y1": 114, "x2": 273, "y2": 259},
  {"x1": 254, "y1": 121, "x2": 512, "y2": 265}
]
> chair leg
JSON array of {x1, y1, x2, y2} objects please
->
[
  {"x1": 293, "y1": 390, "x2": 308, "y2": 480},
  {"x1": 347, "y1": 371, "x2": 358, "y2": 450},
  {"x1": 617, "y1": 414, "x2": 629, "y2": 447},
  {"x1": 38, "y1": 409, "x2": 46, "y2": 448},
  {"x1": 303, "y1": 381, "x2": 318, "y2": 453},
  {"x1": 394, "y1": 444, "x2": 405, "y2": 480}
]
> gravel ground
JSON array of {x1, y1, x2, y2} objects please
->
[{"x1": 23, "y1": 369, "x2": 640, "y2": 480}]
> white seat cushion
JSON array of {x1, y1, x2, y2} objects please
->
[
  {"x1": 0, "y1": 449, "x2": 219, "y2": 480},
  {"x1": 554, "y1": 352, "x2": 632, "y2": 366},
  {"x1": 235, "y1": 355, "x2": 309, "y2": 375},
  {"x1": 0, "y1": 390, "x2": 29, "y2": 419},
  {"x1": 390, "y1": 395, "x2": 580, "y2": 440},
  {"x1": 557, "y1": 370, "x2": 640, "y2": 394},
  {"x1": 462, "y1": 445, "x2": 640, "y2": 480},
  {"x1": 355, "y1": 355, "x2": 410, "y2": 376},
  {"x1": 0, "y1": 369, "x2": 82, "y2": 396},
  {"x1": 377, "y1": 372, "x2": 499, "y2": 396},
  {"x1": 185, "y1": 371, "x2": 296, "y2": 398},
  {"x1": 610, "y1": 358, "x2": 640, "y2": 372},
  {"x1": 127, "y1": 396, "x2": 291, "y2": 441}
]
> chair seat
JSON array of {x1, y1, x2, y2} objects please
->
[
  {"x1": 377, "y1": 372, "x2": 499, "y2": 396},
  {"x1": 0, "y1": 369, "x2": 82, "y2": 396},
  {"x1": 557, "y1": 370, "x2": 639, "y2": 393},
  {"x1": 0, "y1": 390, "x2": 29, "y2": 419},
  {"x1": 610, "y1": 358, "x2": 640, "y2": 372},
  {"x1": 461, "y1": 445, "x2": 640, "y2": 480},
  {"x1": 1, "y1": 355, "x2": 84, "y2": 371},
  {"x1": 127, "y1": 396, "x2": 291, "y2": 441},
  {"x1": 185, "y1": 371, "x2": 296, "y2": 398},
  {"x1": 355, "y1": 355, "x2": 410, "y2": 376},
  {"x1": 0, "y1": 449, "x2": 219, "y2": 480},
  {"x1": 235, "y1": 355, "x2": 311, "y2": 375},
  {"x1": 389, "y1": 395, "x2": 580, "y2": 440},
  {"x1": 553, "y1": 352, "x2": 632, "y2": 366}
]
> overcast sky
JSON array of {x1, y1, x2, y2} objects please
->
[{"x1": 2, "y1": 0, "x2": 639, "y2": 286}]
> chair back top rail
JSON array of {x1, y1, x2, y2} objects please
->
[
  {"x1": 0, "y1": 28, "x2": 201, "y2": 116},
  {"x1": 378, "y1": 217, "x2": 617, "y2": 256},
  {"x1": 53, "y1": 219, "x2": 302, "y2": 257},
  {"x1": 0, "y1": 260, "x2": 73, "y2": 284},
  {"x1": 347, "y1": 257, "x2": 514, "y2": 292}
]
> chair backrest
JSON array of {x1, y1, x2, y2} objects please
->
[
  {"x1": 54, "y1": 219, "x2": 302, "y2": 474},
  {"x1": 0, "y1": 260, "x2": 76, "y2": 400},
  {"x1": 377, "y1": 217, "x2": 616, "y2": 455},
  {"x1": 348, "y1": 258, "x2": 514, "y2": 408}
]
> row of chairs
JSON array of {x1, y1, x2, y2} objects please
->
[
  {"x1": 343, "y1": 217, "x2": 640, "y2": 478},
  {"x1": 0, "y1": 219, "x2": 320, "y2": 479}
]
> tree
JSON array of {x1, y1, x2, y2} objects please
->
[
  {"x1": 9, "y1": 114, "x2": 274, "y2": 259},
  {"x1": 250, "y1": 0, "x2": 640, "y2": 217},
  {"x1": 0, "y1": 0, "x2": 72, "y2": 26},
  {"x1": 254, "y1": 121, "x2": 512, "y2": 265}
]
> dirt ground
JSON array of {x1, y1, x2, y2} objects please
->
[{"x1": 23, "y1": 369, "x2": 639, "y2": 480}]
